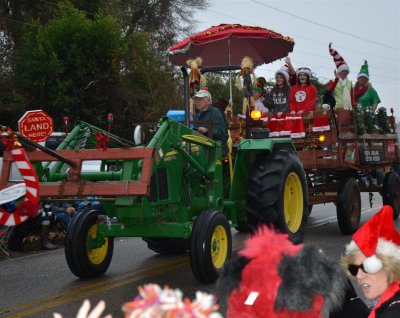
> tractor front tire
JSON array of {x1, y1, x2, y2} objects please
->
[
  {"x1": 337, "y1": 178, "x2": 361, "y2": 234},
  {"x1": 65, "y1": 209, "x2": 114, "y2": 279},
  {"x1": 382, "y1": 172, "x2": 400, "y2": 219},
  {"x1": 246, "y1": 150, "x2": 308, "y2": 244},
  {"x1": 190, "y1": 210, "x2": 232, "y2": 283}
]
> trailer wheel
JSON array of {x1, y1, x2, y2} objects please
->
[
  {"x1": 337, "y1": 178, "x2": 361, "y2": 234},
  {"x1": 142, "y1": 238, "x2": 189, "y2": 254},
  {"x1": 190, "y1": 210, "x2": 232, "y2": 283},
  {"x1": 65, "y1": 209, "x2": 114, "y2": 279},
  {"x1": 246, "y1": 150, "x2": 307, "y2": 244},
  {"x1": 382, "y1": 172, "x2": 400, "y2": 219}
]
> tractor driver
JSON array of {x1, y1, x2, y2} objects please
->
[{"x1": 193, "y1": 89, "x2": 228, "y2": 157}]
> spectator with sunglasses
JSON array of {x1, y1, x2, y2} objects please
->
[
  {"x1": 340, "y1": 205, "x2": 400, "y2": 318},
  {"x1": 289, "y1": 67, "x2": 317, "y2": 114}
]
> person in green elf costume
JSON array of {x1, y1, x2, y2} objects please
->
[{"x1": 354, "y1": 61, "x2": 381, "y2": 111}]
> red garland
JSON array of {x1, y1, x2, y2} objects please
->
[
  {"x1": 95, "y1": 132, "x2": 110, "y2": 151},
  {"x1": 1, "y1": 127, "x2": 20, "y2": 151}
]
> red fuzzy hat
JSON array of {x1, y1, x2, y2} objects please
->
[
  {"x1": 214, "y1": 226, "x2": 347, "y2": 317},
  {"x1": 346, "y1": 205, "x2": 400, "y2": 274},
  {"x1": 329, "y1": 43, "x2": 350, "y2": 74}
]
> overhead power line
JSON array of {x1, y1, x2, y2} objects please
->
[
  {"x1": 250, "y1": 0, "x2": 400, "y2": 51},
  {"x1": 206, "y1": 8, "x2": 400, "y2": 62}
]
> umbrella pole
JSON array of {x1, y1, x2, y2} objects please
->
[
  {"x1": 229, "y1": 71, "x2": 233, "y2": 106},
  {"x1": 228, "y1": 38, "x2": 233, "y2": 107}
]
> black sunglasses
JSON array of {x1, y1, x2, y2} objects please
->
[{"x1": 348, "y1": 263, "x2": 368, "y2": 276}]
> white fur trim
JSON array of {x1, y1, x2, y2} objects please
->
[
  {"x1": 290, "y1": 132, "x2": 305, "y2": 138},
  {"x1": 376, "y1": 238, "x2": 400, "y2": 261},
  {"x1": 346, "y1": 238, "x2": 400, "y2": 261},
  {"x1": 363, "y1": 255, "x2": 383, "y2": 274},
  {"x1": 296, "y1": 67, "x2": 311, "y2": 77},
  {"x1": 337, "y1": 64, "x2": 350, "y2": 73},
  {"x1": 357, "y1": 73, "x2": 369, "y2": 80},
  {"x1": 312, "y1": 125, "x2": 330, "y2": 132},
  {"x1": 280, "y1": 130, "x2": 292, "y2": 136},
  {"x1": 346, "y1": 240, "x2": 359, "y2": 253},
  {"x1": 275, "y1": 69, "x2": 289, "y2": 82}
]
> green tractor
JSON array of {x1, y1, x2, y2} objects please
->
[{"x1": 0, "y1": 71, "x2": 307, "y2": 284}]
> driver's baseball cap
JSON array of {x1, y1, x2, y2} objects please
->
[{"x1": 194, "y1": 89, "x2": 212, "y2": 99}]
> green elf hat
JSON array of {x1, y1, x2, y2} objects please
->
[
  {"x1": 357, "y1": 60, "x2": 369, "y2": 79},
  {"x1": 254, "y1": 85, "x2": 263, "y2": 94}
]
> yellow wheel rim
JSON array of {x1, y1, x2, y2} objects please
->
[
  {"x1": 211, "y1": 225, "x2": 228, "y2": 269},
  {"x1": 87, "y1": 224, "x2": 109, "y2": 265},
  {"x1": 284, "y1": 172, "x2": 303, "y2": 233}
]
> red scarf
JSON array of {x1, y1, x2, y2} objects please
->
[
  {"x1": 354, "y1": 85, "x2": 368, "y2": 102},
  {"x1": 368, "y1": 281, "x2": 400, "y2": 318}
]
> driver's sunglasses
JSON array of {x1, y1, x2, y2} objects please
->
[{"x1": 348, "y1": 263, "x2": 368, "y2": 276}]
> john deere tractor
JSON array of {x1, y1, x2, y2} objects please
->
[{"x1": 0, "y1": 70, "x2": 307, "y2": 284}]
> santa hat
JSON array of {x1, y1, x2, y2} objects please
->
[
  {"x1": 280, "y1": 117, "x2": 293, "y2": 137},
  {"x1": 346, "y1": 205, "x2": 400, "y2": 274},
  {"x1": 214, "y1": 226, "x2": 347, "y2": 317},
  {"x1": 312, "y1": 116, "x2": 331, "y2": 132},
  {"x1": 276, "y1": 64, "x2": 290, "y2": 82},
  {"x1": 296, "y1": 67, "x2": 312, "y2": 77},
  {"x1": 357, "y1": 60, "x2": 369, "y2": 79},
  {"x1": 291, "y1": 117, "x2": 306, "y2": 138},
  {"x1": 267, "y1": 118, "x2": 281, "y2": 137},
  {"x1": 329, "y1": 43, "x2": 350, "y2": 73}
]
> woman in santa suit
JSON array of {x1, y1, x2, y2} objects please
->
[{"x1": 289, "y1": 67, "x2": 317, "y2": 114}]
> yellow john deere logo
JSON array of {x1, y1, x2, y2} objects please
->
[{"x1": 181, "y1": 134, "x2": 214, "y2": 147}]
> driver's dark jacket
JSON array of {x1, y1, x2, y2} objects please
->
[{"x1": 193, "y1": 105, "x2": 228, "y2": 156}]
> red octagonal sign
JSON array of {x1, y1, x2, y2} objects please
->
[{"x1": 18, "y1": 110, "x2": 54, "y2": 142}]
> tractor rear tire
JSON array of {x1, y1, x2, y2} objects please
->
[
  {"x1": 336, "y1": 178, "x2": 361, "y2": 234},
  {"x1": 246, "y1": 150, "x2": 308, "y2": 244},
  {"x1": 190, "y1": 210, "x2": 232, "y2": 283},
  {"x1": 143, "y1": 238, "x2": 189, "y2": 254},
  {"x1": 382, "y1": 172, "x2": 400, "y2": 219},
  {"x1": 65, "y1": 209, "x2": 114, "y2": 279}
]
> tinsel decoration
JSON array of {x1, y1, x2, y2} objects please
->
[
  {"x1": 303, "y1": 131, "x2": 321, "y2": 150},
  {"x1": 363, "y1": 107, "x2": 378, "y2": 134},
  {"x1": 377, "y1": 107, "x2": 391, "y2": 133},
  {"x1": 353, "y1": 104, "x2": 365, "y2": 135}
]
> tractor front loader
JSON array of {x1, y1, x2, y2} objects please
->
[{"x1": 1, "y1": 117, "x2": 307, "y2": 283}]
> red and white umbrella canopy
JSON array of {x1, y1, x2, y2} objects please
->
[{"x1": 168, "y1": 24, "x2": 295, "y2": 68}]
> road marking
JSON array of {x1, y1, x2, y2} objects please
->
[
  {"x1": 308, "y1": 206, "x2": 381, "y2": 228},
  {"x1": 0, "y1": 257, "x2": 189, "y2": 317}
]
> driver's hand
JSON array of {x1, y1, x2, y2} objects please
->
[{"x1": 197, "y1": 127, "x2": 208, "y2": 134}]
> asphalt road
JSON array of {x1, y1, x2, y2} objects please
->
[{"x1": 0, "y1": 193, "x2": 398, "y2": 318}]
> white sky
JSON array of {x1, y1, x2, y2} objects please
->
[{"x1": 192, "y1": 0, "x2": 400, "y2": 113}]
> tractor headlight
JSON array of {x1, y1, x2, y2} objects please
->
[{"x1": 250, "y1": 110, "x2": 262, "y2": 120}]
